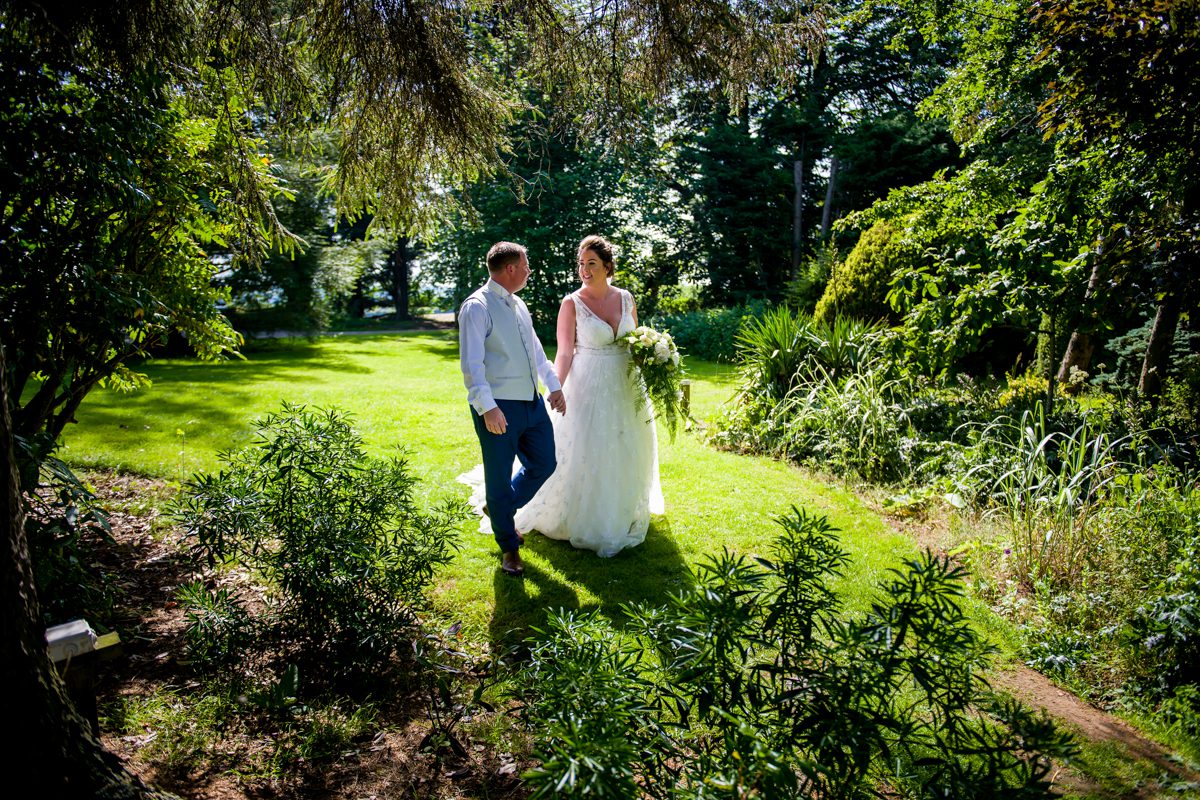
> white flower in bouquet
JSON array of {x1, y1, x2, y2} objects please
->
[{"x1": 619, "y1": 324, "x2": 686, "y2": 441}]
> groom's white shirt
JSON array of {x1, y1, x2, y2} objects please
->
[{"x1": 459, "y1": 278, "x2": 561, "y2": 416}]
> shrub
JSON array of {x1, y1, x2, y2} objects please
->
[
  {"x1": 649, "y1": 301, "x2": 768, "y2": 362},
  {"x1": 1092, "y1": 314, "x2": 1197, "y2": 394},
  {"x1": 784, "y1": 244, "x2": 838, "y2": 312},
  {"x1": 956, "y1": 406, "x2": 1139, "y2": 590},
  {"x1": 517, "y1": 509, "x2": 1077, "y2": 799},
  {"x1": 22, "y1": 445, "x2": 118, "y2": 626},
  {"x1": 712, "y1": 311, "x2": 903, "y2": 478},
  {"x1": 1125, "y1": 533, "x2": 1200, "y2": 693},
  {"x1": 780, "y1": 367, "x2": 913, "y2": 482},
  {"x1": 174, "y1": 402, "x2": 465, "y2": 681},
  {"x1": 177, "y1": 582, "x2": 257, "y2": 670},
  {"x1": 812, "y1": 219, "x2": 912, "y2": 327},
  {"x1": 1159, "y1": 354, "x2": 1200, "y2": 436}
]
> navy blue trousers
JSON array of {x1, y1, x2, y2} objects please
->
[{"x1": 471, "y1": 397, "x2": 556, "y2": 553}]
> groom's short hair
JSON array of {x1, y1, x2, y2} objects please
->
[{"x1": 487, "y1": 241, "x2": 526, "y2": 273}]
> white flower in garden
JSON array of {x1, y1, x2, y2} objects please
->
[{"x1": 654, "y1": 341, "x2": 670, "y2": 362}]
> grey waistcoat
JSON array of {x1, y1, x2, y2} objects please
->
[{"x1": 477, "y1": 287, "x2": 538, "y2": 401}]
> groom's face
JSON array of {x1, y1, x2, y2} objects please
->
[{"x1": 509, "y1": 252, "x2": 531, "y2": 292}]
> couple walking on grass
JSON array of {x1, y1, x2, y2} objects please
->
[{"x1": 457, "y1": 237, "x2": 663, "y2": 576}]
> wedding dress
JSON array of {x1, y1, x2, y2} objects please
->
[{"x1": 458, "y1": 287, "x2": 663, "y2": 557}]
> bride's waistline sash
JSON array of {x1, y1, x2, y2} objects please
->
[{"x1": 575, "y1": 345, "x2": 628, "y2": 357}]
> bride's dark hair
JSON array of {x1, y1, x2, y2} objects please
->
[{"x1": 577, "y1": 235, "x2": 615, "y2": 278}]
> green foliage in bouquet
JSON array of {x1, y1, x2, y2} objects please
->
[{"x1": 621, "y1": 325, "x2": 686, "y2": 441}]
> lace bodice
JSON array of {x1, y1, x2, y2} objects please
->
[{"x1": 571, "y1": 289, "x2": 634, "y2": 352}]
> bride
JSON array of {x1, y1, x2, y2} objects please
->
[{"x1": 460, "y1": 235, "x2": 663, "y2": 557}]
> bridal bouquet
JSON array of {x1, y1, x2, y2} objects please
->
[{"x1": 620, "y1": 325, "x2": 685, "y2": 440}]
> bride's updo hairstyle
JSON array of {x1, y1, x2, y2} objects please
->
[{"x1": 577, "y1": 235, "x2": 616, "y2": 280}]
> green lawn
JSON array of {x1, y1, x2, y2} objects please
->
[
  {"x1": 57, "y1": 331, "x2": 1192, "y2": 796},
  {"x1": 61, "y1": 332, "x2": 996, "y2": 649}
]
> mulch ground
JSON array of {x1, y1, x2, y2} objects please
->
[{"x1": 79, "y1": 472, "x2": 531, "y2": 800}]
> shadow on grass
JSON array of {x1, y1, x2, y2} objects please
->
[
  {"x1": 408, "y1": 336, "x2": 460, "y2": 362},
  {"x1": 488, "y1": 516, "x2": 693, "y2": 653}
]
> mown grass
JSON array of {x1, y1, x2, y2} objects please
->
[
  {"x1": 62, "y1": 332, "x2": 920, "y2": 645},
  {"x1": 60, "y1": 330, "x2": 1190, "y2": 797}
]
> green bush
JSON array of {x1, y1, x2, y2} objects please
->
[
  {"x1": 174, "y1": 402, "x2": 466, "y2": 682},
  {"x1": 779, "y1": 367, "x2": 914, "y2": 482},
  {"x1": 712, "y1": 310, "x2": 903, "y2": 479},
  {"x1": 22, "y1": 444, "x2": 118, "y2": 627},
  {"x1": 1159, "y1": 354, "x2": 1200, "y2": 435},
  {"x1": 1126, "y1": 533, "x2": 1200, "y2": 693},
  {"x1": 649, "y1": 301, "x2": 767, "y2": 363},
  {"x1": 1092, "y1": 314, "x2": 1197, "y2": 394},
  {"x1": 177, "y1": 582, "x2": 256, "y2": 670},
  {"x1": 812, "y1": 219, "x2": 912, "y2": 327},
  {"x1": 516, "y1": 508, "x2": 1076, "y2": 798},
  {"x1": 784, "y1": 244, "x2": 838, "y2": 312}
]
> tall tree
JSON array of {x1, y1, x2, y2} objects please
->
[
  {"x1": 1031, "y1": 0, "x2": 1200, "y2": 401},
  {"x1": 2, "y1": 2, "x2": 822, "y2": 789}
]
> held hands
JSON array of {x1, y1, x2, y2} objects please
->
[
  {"x1": 483, "y1": 407, "x2": 508, "y2": 435},
  {"x1": 484, "y1": 391, "x2": 565, "y2": 434}
]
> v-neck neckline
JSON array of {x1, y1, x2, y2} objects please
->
[{"x1": 575, "y1": 290, "x2": 621, "y2": 338}]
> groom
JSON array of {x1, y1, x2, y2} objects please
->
[{"x1": 459, "y1": 241, "x2": 566, "y2": 576}]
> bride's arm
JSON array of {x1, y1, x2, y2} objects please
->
[
  {"x1": 630, "y1": 290, "x2": 639, "y2": 327},
  {"x1": 554, "y1": 297, "x2": 576, "y2": 385}
]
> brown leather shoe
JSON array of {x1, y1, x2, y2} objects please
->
[{"x1": 501, "y1": 550, "x2": 524, "y2": 577}]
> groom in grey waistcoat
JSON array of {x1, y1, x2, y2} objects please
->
[{"x1": 459, "y1": 241, "x2": 566, "y2": 576}]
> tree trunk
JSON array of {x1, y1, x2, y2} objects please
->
[
  {"x1": 0, "y1": 344, "x2": 175, "y2": 798},
  {"x1": 1056, "y1": 256, "x2": 1106, "y2": 392},
  {"x1": 1139, "y1": 292, "x2": 1183, "y2": 403},
  {"x1": 1055, "y1": 332, "x2": 1095, "y2": 390},
  {"x1": 389, "y1": 237, "x2": 412, "y2": 321},
  {"x1": 792, "y1": 137, "x2": 807, "y2": 278},
  {"x1": 820, "y1": 155, "x2": 839, "y2": 241}
]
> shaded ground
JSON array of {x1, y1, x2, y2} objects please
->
[
  {"x1": 84, "y1": 473, "x2": 530, "y2": 800},
  {"x1": 72, "y1": 471, "x2": 1200, "y2": 798}
]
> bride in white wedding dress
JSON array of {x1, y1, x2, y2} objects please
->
[{"x1": 459, "y1": 235, "x2": 663, "y2": 557}]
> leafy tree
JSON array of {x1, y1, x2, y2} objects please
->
[
  {"x1": 0, "y1": 26, "x2": 257, "y2": 451},
  {"x1": 220, "y1": 150, "x2": 335, "y2": 333},
  {"x1": 673, "y1": 96, "x2": 796, "y2": 304},
  {"x1": 1, "y1": 1, "x2": 822, "y2": 792},
  {"x1": 425, "y1": 111, "x2": 633, "y2": 333},
  {"x1": 663, "y1": 0, "x2": 959, "y2": 302},
  {"x1": 1031, "y1": 0, "x2": 1200, "y2": 401}
]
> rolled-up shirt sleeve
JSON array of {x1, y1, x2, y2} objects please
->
[{"x1": 459, "y1": 299, "x2": 496, "y2": 416}]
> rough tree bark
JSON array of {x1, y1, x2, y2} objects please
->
[
  {"x1": 1139, "y1": 291, "x2": 1183, "y2": 403},
  {"x1": 792, "y1": 138, "x2": 807, "y2": 278},
  {"x1": 388, "y1": 236, "x2": 412, "y2": 320},
  {"x1": 820, "y1": 155, "x2": 839, "y2": 241},
  {"x1": 0, "y1": 344, "x2": 176, "y2": 799},
  {"x1": 1056, "y1": 256, "x2": 1105, "y2": 392}
]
